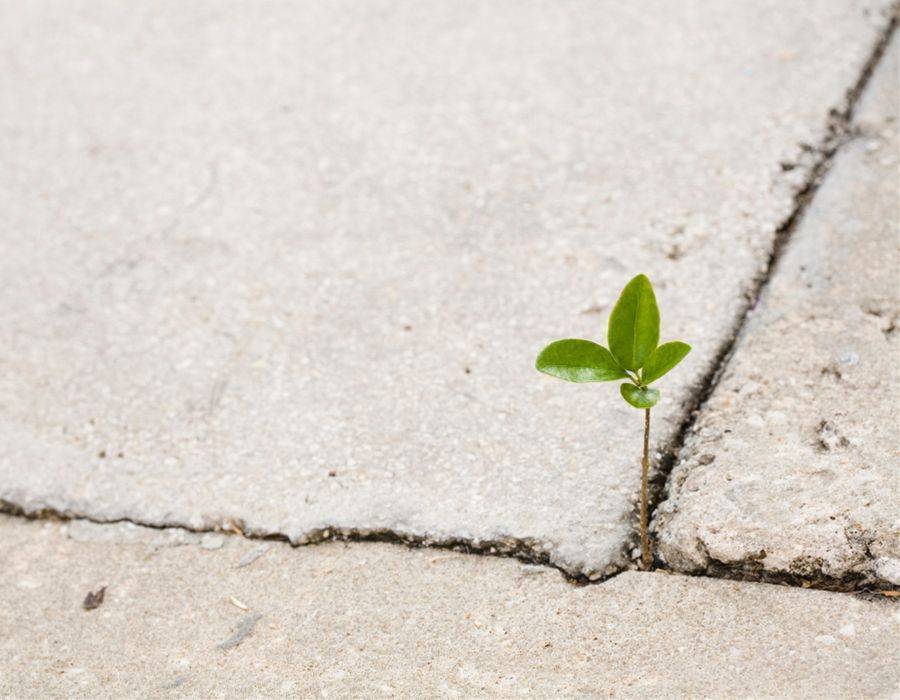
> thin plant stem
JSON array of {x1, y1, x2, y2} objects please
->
[{"x1": 640, "y1": 408, "x2": 651, "y2": 570}]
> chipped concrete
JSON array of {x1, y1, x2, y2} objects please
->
[
  {"x1": 655, "y1": 37, "x2": 900, "y2": 587},
  {"x1": 0, "y1": 1, "x2": 896, "y2": 579},
  {"x1": 1, "y1": 516, "x2": 897, "y2": 698}
]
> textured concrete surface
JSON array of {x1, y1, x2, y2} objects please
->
[
  {"x1": 655, "y1": 38, "x2": 900, "y2": 586},
  {"x1": 1, "y1": 516, "x2": 897, "y2": 698},
  {"x1": 0, "y1": 1, "x2": 895, "y2": 578}
]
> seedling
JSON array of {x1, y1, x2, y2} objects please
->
[{"x1": 535, "y1": 274, "x2": 690, "y2": 570}]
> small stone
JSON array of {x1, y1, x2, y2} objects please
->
[
  {"x1": 82, "y1": 586, "x2": 107, "y2": 611},
  {"x1": 237, "y1": 543, "x2": 270, "y2": 568},
  {"x1": 200, "y1": 534, "x2": 225, "y2": 551},
  {"x1": 839, "y1": 352, "x2": 860, "y2": 366}
]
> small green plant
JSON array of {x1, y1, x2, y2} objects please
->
[{"x1": 535, "y1": 274, "x2": 690, "y2": 570}]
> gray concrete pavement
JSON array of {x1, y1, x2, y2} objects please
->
[
  {"x1": 2, "y1": 515, "x2": 897, "y2": 698},
  {"x1": 1, "y1": 0, "x2": 896, "y2": 579},
  {"x1": 655, "y1": 36, "x2": 900, "y2": 587}
]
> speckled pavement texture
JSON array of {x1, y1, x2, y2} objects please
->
[
  {"x1": 1, "y1": 515, "x2": 897, "y2": 698},
  {"x1": 3, "y1": 4, "x2": 900, "y2": 694},
  {"x1": 1, "y1": 0, "x2": 897, "y2": 579},
  {"x1": 655, "y1": 36, "x2": 900, "y2": 588}
]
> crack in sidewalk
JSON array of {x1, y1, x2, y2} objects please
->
[
  {"x1": 0, "y1": 499, "x2": 585, "y2": 582},
  {"x1": 639, "y1": 6, "x2": 899, "y2": 593},
  {"x1": 1, "y1": 502, "x2": 894, "y2": 600},
  {"x1": 1, "y1": 7, "x2": 896, "y2": 598}
]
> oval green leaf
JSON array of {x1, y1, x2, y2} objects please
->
[
  {"x1": 620, "y1": 382, "x2": 660, "y2": 409},
  {"x1": 536, "y1": 339, "x2": 628, "y2": 383},
  {"x1": 607, "y1": 274, "x2": 659, "y2": 371},
  {"x1": 641, "y1": 341, "x2": 691, "y2": 385}
]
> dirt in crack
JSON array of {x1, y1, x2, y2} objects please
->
[
  {"x1": 0, "y1": 498, "x2": 596, "y2": 585},
  {"x1": 1, "y1": 11, "x2": 897, "y2": 600},
  {"x1": 641, "y1": 9, "x2": 899, "y2": 593}
]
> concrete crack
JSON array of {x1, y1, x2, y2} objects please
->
[
  {"x1": 0, "y1": 8, "x2": 896, "y2": 600},
  {"x1": 0, "y1": 499, "x2": 586, "y2": 584},
  {"x1": 640, "y1": 6, "x2": 899, "y2": 593}
]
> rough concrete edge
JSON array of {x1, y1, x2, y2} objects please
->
[
  {"x1": 3, "y1": 505, "x2": 895, "y2": 606},
  {"x1": 0, "y1": 499, "x2": 589, "y2": 583},
  {"x1": 0, "y1": 6, "x2": 896, "y2": 593},
  {"x1": 645, "y1": 5, "x2": 900, "y2": 593}
]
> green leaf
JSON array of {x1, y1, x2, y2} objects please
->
[
  {"x1": 620, "y1": 383, "x2": 660, "y2": 409},
  {"x1": 641, "y1": 341, "x2": 691, "y2": 384},
  {"x1": 536, "y1": 339, "x2": 629, "y2": 383},
  {"x1": 607, "y1": 274, "x2": 660, "y2": 371}
]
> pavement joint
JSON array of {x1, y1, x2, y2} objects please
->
[
  {"x1": 3, "y1": 497, "x2": 897, "y2": 600},
  {"x1": 645, "y1": 8, "x2": 899, "y2": 591},
  {"x1": 3, "y1": 4, "x2": 899, "y2": 693},
  {"x1": 1, "y1": 2, "x2": 895, "y2": 590},
  {"x1": 0, "y1": 498, "x2": 584, "y2": 583},
  {"x1": 1, "y1": 3, "x2": 896, "y2": 596}
]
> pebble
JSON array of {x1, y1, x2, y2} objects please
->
[
  {"x1": 237, "y1": 543, "x2": 271, "y2": 568},
  {"x1": 200, "y1": 534, "x2": 225, "y2": 551}
]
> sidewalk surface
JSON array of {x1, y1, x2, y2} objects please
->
[
  {"x1": 0, "y1": 1, "x2": 897, "y2": 696},
  {"x1": 656, "y1": 36, "x2": 899, "y2": 588},
  {"x1": 2, "y1": 516, "x2": 896, "y2": 697}
]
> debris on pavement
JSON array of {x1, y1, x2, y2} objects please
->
[
  {"x1": 200, "y1": 534, "x2": 225, "y2": 551},
  {"x1": 217, "y1": 613, "x2": 262, "y2": 651},
  {"x1": 1, "y1": 0, "x2": 894, "y2": 584},
  {"x1": 82, "y1": 586, "x2": 107, "y2": 611},
  {"x1": 236, "y1": 543, "x2": 270, "y2": 568}
]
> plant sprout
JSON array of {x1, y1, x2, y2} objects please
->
[{"x1": 535, "y1": 274, "x2": 690, "y2": 570}]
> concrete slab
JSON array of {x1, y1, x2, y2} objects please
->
[
  {"x1": 0, "y1": 1, "x2": 894, "y2": 578},
  {"x1": 1, "y1": 516, "x2": 897, "y2": 698},
  {"x1": 655, "y1": 37, "x2": 900, "y2": 587}
]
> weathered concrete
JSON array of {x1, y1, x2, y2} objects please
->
[
  {"x1": 655, "y1": 37, "x2": 900, "y2": 587},
  {"x1": 0, "y1": 1, "x2": 895, "y2": 578},
  {"x1": 1, "y1": 516, "x2": 896, "y2": 698}
]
